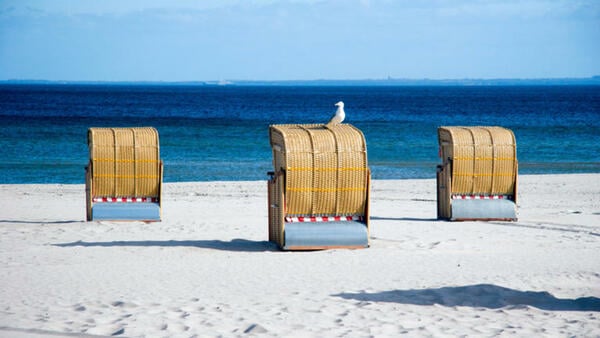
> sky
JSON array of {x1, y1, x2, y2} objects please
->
[{"x1": 0, "y1": 0, "x2": 599, "y2": 82}]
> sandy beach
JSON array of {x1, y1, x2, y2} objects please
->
[{"x1": 1, "y1": 174, "x2": 599, "y2": 337}]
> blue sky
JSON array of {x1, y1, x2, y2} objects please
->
[{"x1": 0, "y1": 0, "x2": 599, "y2": 81}]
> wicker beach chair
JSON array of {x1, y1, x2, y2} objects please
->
[
  {"x1": 268, "y1": 124, "x2": 370, "y2": 250},
  {"x1": 85, "y1": 127, "x2": 163, "y2": 221},
  {"x1": 437, "y1": 126, "x2": 518, "y2": 221}
]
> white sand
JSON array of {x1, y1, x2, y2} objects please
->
[{"x1": 0, "y1": 174, "x2": 599, "y2": 337}]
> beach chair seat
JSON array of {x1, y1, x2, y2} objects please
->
[
  {"x1": 268, "y1": 124, "x2": 370, "y2": 250},
  {"x1": 437, "y1": 126, "x2": 518, "y2": 221},
  {"x1": 85, "y1": 127, "x2": 163, "y2": 221}
]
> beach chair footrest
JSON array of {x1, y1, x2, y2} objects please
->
[
  {"x1": 451, "y1": 199, "x2": 516, "y2": 221},
  {"x1": 92, "y1": 203, "x2": 161, "y2": 221},
  {"x1": 284, "y1": 221, "x2": 368, "y2": 250}
]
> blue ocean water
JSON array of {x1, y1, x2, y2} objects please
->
[{"x1": 0, "y1": 84, "x2": 599, "y2": 183}]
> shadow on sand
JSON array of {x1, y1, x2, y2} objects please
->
[
  {"x1": 53, "y1": 238, "x2": 278, "y2": 252},
  {"x1": 0, "y1": 219, "x2": 82, "y2": 224},
  {"x1": 334, "y1": 284, "x2": 600, "y2": 312}
]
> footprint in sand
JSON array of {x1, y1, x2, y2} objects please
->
[
  {"x1": 111, "y1": 300, "x2": 137, "y2": 308},
  {"x1": 73, "y1": 304, "x2": 86, "y2": 312},
  {"x1": 244, "y1": 323, "x2": 268, "y2": 334},
  {"x1": 86, "y1": 324, "x2": 125, "y2": 336},
  {"x1": 429, "y1": 241, "x2": 441, "y2": 249}
]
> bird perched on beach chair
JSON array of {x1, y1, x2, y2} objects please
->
[{"x1": 326, "y1": 101, "x2": 345, "y2": 128}]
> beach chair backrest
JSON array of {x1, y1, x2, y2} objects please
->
[
  {"x1": 88, "y1": 127, "x2": 161, "y2": 199},
  {"x1": 270, "y1": 124, "x2": 369, "y2": 217},
  {"x1": 438, "y1": 126, "x2": 517, "y2": 196}
]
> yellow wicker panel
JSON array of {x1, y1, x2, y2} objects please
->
[
  {"x1": 89, "y1": 127, "x2": 161, "y2": 198},
  {"x1": 307, "y1": 127, "x2": 337, "y2": 214},
  {"x1": 333, "y1": 124, "x2": 368, "y2": 215},
  {"x1": 438, "y1": 126, "x2": 517, "y2": 195},
  {"x1": 280, "y1": 125, "x2": 314, "y2": 215},
  {"x1": 269, "y1": 124, "x2": 368, "y2": 216}
]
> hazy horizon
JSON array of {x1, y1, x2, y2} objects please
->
[{"x1": 2, "y1": 77, "x2": 599, "y2": 86}]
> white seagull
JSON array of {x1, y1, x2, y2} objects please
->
[{"x1": 326, "y1": 101, "x2": 345, "y2": 127}]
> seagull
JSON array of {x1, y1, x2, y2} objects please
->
[{"x1": 326, "y1": 101, "x2": 345, "y2": 127}]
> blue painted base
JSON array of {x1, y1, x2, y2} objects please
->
[
  {"x1": 451, "y1": 199, "x2": 516, "y2": 220},
  {"x1": 92, "y1": 203, "x2": 161, "y2": 221},
  {"x1": 284, "y1": 221, "x2": 368, "y2": 250}
]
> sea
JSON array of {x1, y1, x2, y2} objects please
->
[{"x1": 0, "y1": 84, "x2": 599, "y2": 184}]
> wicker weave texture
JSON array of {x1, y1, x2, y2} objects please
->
[
  {"x1": 270, "y1": 124, "x2": 368, "y2": 216},
  {"x1": 88, "y1": 127, "x2": 161, "y2": 198},
  {"x1": 438, "y1": 126, "x2": 517, "y2": 195},
  {"x1": 268, "y1": 176, "x2": 285, "y2": 247}
]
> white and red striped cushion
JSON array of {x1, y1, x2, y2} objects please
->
[
  {"x1": 285, "y1": 215, "x2": 364, "y2": 223},
  {"x1": 93, "y1": 197, "x2": 158, "y2": 203},
  {"x1": 451, "y1": 195, "x2": 512, "y2": 200}
]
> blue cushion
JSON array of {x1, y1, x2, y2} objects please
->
[
  {"x1": 92, "y1": 203, "x2": 161, "y2": 221},
  {"x1": 284, "y1": 221, "x2": 368, "y2": 250},
  {"x1": 451, "y1": 199, "x2": 516, "y2": 220}
]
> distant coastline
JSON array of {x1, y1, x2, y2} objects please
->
[{"x1": 1, "y1": 76, "x2": 600, "y2": 86}]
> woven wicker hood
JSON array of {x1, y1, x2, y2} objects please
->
[{"x1": 270, "y1": 124, "x2": 369, "y2": 216}]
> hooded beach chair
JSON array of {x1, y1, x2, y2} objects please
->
[
  {"x1": 268, "y1": 124, "x2": 370, "y2": 250},
  {"x1": 85, "y1": 127, "x2": 163, "y2": 221},
  {"x1": 437, "y1": 126, "x2": 518, "y2": 221}
]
